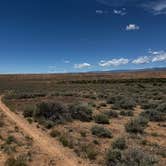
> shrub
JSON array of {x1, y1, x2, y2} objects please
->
[
  {"x1": 112, "y1": 137, "x2": 127, "y2": 150},
  {"x1": 6, "y1": 136, "x2": 16, "y2": 144},
  {"x1": 34, "y1": 102, "x2": 72, "y2": 126},
  {"x1": 50, "y1": 130, "x2": 61, "y2": 138},
  {"x1": 91, "y1": 126, "x2": 112, "y2": 138},
  {"x1": 105, "y1": 110, "x2": 119, "y2": 118},
  {"x1": 81, "y1": 144, "x2": 98, "y2": 160},
  {"x1": 125, "y1": 117, "x2": 148, "y2": 134},
  {"x1": 5, "y1": 156, "x2": 27, "y2": 166},
  {"x1": 141, "y1": 100, "x2": 159, "y2": 110},
  {"x1": 107, "y1": 95, "x2": 136, "y2": 110},
  {"x1": 123, "y1": 148, "x2": 158, "y2": 166},
  {"x1": 69, "y1": 103, "x2": 93, "y2": 122},
  {"x1": 99, "y1": 102, "x2": 107, "y2": 107},
  {"x1": 0, "y1": 114, "x2": 4, "y2": 127},
  {"x1": 140, "y1": 110, "x2": 165, "y2": 122},
  {"x1": 23, "y1": 105, "x2": 36, "y2": 118},
  {"x1": 120, "y1": 110, "x2": 133, "y2": 116},
  {"x1": 59, "y1": 135, "x2": 69, "y2": 147},
  {"x1": 80, "y1": 131, "x2": 87, "y2": 137},
  {"x1": 94, "y1": 114, "x2": 110, "y2": 124},
  {"x1": 106, "y1": 149, "x2": 122, "y2": 166},
  {"x1": 156, "y1": 103, "x2": 166, "y2": 113}
]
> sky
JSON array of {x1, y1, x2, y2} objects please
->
[{"x1": 0, "y1": 0, "x2": 166, "y2": 73}]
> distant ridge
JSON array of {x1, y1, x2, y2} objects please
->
[{"x1": 87, "y1": 67, "x2": 166, "y2": 74}]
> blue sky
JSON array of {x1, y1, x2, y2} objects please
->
[{"x1": 0, "y1": 0, "x2": 166, "y2": 73}]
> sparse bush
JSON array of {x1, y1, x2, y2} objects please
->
[
  {"x1": 27, "y1": 118, "x2": 33, "y2": 124},
  {"x1": 91, "y1": 125, "x2": 112, "y2": 138},
  {"x1": 0, "y1": 114, "x2": 4, "y2": 127},
  {"x1": 6, "y1": 136, "x2": 16, "y2": 144},
  {"x1": 106, "y1": 149, "x2": 122, "y2": 166},
  {"x1": 123, "y1": 148, "x2": 158, "y2": 166},
  {"x1": 105, "y1": 110, "x2": 119, "y2": 118},
  {"x1": 156, "y1": 103, "x2": 166, "y2": 113},
  {"x1": 34, "y1": 102, "x2": 72, "y2": 126},
  {"x1": 50, "y1": 130, "x2": 61, "y2": 138},
  {"x1": 107, "y1": 95, "x2": 136, "y2": 110},
  {"x1": 99, "y1": 102, "x2": 107, "y2": 107},
  {"x1": 5, "y1": 155, "x2": 27, "y2": 166},
  {"x1": 112, "y1": 137, "x2": 127, "y2": 150},
  {"x1": 140, "y1": 110, "x2": 165, "y2": 122},
  {"x1": 141, "y1": 100, "x2": 159, "y2": 110},
  {"x1": 1, "y1": 144, "x2": 16, "y2": 155},
  {"x1": 59, "y1": 135, "x2": 69, "y2": 147},
  {"x1": 69, "y1": 103, "x2": 93, "y2": 122},
  {"x1": 125, "y1": 117, "x2": 148, "y2": 134},
  {"x1": 80, "y1": 131, "x2": 87, "y2": 137},
  {"x1": 120, "y1": 110, "x2": 133, "y2": 116},
  {"x1": 81, "y1": 144, "x2": 98, "y2": 160},
  {"x1": 23, "y1": 105, "x2": 36, "y2": 118},
  {"x1": 94, "y1": 114, "x2": 110, "y2": 124}
]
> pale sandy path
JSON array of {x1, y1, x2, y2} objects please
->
[{"x1": 0, "y1": 96, "x2": 91, "y2": 166}]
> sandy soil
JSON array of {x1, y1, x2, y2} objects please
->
[{"x1": 0, "y1": 96, "x2": 92, "y2": 166}]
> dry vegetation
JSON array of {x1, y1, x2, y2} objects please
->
[{"x1": 0, "y1": 71, "x2": 166, "y2": 166}]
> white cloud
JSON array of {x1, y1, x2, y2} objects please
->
[
  {"x1": 148, "y1": 49, "x2": 164, "y2": 55},
  {"x1": 143, "y1": 0, "x2": 166, "y2": 15},
  {"x1": 132, "y1": 56, "x2": 150, "y2": 64},
  {"x1": 126, "y1": 24, "x2": 140, "y2": 31},
  {"x1": 113, "y1": 8, "x2": 127, "y2": 16},
  {"x1": 152, "y1": 52, "x2": 166, "y2": 62},
  {"x1": 96, "y1": 10, "x2": 104, "y2": 14},
  {"x1": 99, "y1": 58, "x2": 129, "y2": 67},
  {"x1": 74, "y1": 63, "x2": 91, "y2": 69}
]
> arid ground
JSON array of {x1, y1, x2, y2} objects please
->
[{"x1": 0, "y1": 70, "x2": 166, "y2": 166}]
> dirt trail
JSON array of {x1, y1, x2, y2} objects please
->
[{"x1": 0, "y1": 96, "x2": 91, "y2": 166}]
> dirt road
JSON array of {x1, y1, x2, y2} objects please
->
[{"x1": 0, "y1": 96, "x2": 91, "y2": 166}]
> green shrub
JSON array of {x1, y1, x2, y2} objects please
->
[
  {"x1": 34, "y1": 102, "x2": 72, "y2": 126},
  {"x1": 81, "y1": 144, "x2": 98, "y2": 160},
  {"x1": 23, "y1": 105, "x2": 36, "y2": 118},
  {"x1": 140, "y1": 110, "x2": 165, "y2": 122},
  {"x1": 50, "y1": 130, "x2": 61, "y2": 137},
  {"x1": 105, "y1": 110, "x2": 119, "y2": 118},
  {"x1": 120, "y1": 110, "x2": 133, "y2": 116},
  {"x1": 106, "y1": 149, "x2": 122, "y2": 166},
  {"x1": 125, "y1": 117, "x2": 148, "y2": 134},
  {"x1": 156, "y1": 103, "x2": 166, "y2": 113},
  {"x1": 80, "y1": 131, "x2": 87, "y2": 137},
  {"x1": 5, "y1": 156, "x2": 27, "y2": 166},
  {"x1": 91, "y1": 126, "x2": 112, "y2": 138},
  {"x1": 6, "y1": 136, "x2": 16, "y2": 144},
  {"x1": 107, "y1": 95, "x2": 136, "y2": 110},
  {"x1": 112, "y1": 137, "x2": 127, "y2": 150},
  {"x1": 94, "y1": 114, "x2": 110, "y2": 124},
  {"x1": 123, "y1": 148, "x2": 158, "y2": 166},
  {"x1": 69, "y1": 103, "x2": 93, "y2": 122},
  {"x1": 0, "y1": 114, "x2": 4, "y2": 127},
  {"x1": 59, "y1": 135, "x2": 69, "y2": 147}
]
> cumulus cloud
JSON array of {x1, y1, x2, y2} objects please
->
[
  {"x1": 152, "y1": 52, "x2": 166, "y2": 62},
  {"x1": 96, "y1": 0, "x2": 166, "y2": 15},
  {"x1": 143, "y1": 0, "x2": 166, "y2": 15},
  {"x1": 132, "y1": 56, "x2": 150, "y2": 64},
  {"x1": 126, "y1": 24, "x2": 140, "y2": 31},
  {"x1": 113, "y1": 8, "x2": 127, "y2": 15},
  {"x1": 74, "y1": 63, "x2": 91, "y2": 69},
  {"x1": 132, "y1": 50, "x2": 166, "y2": 65},
  {"x1": 99, "y1": 58, "x2": 129, "y2": 67}
]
